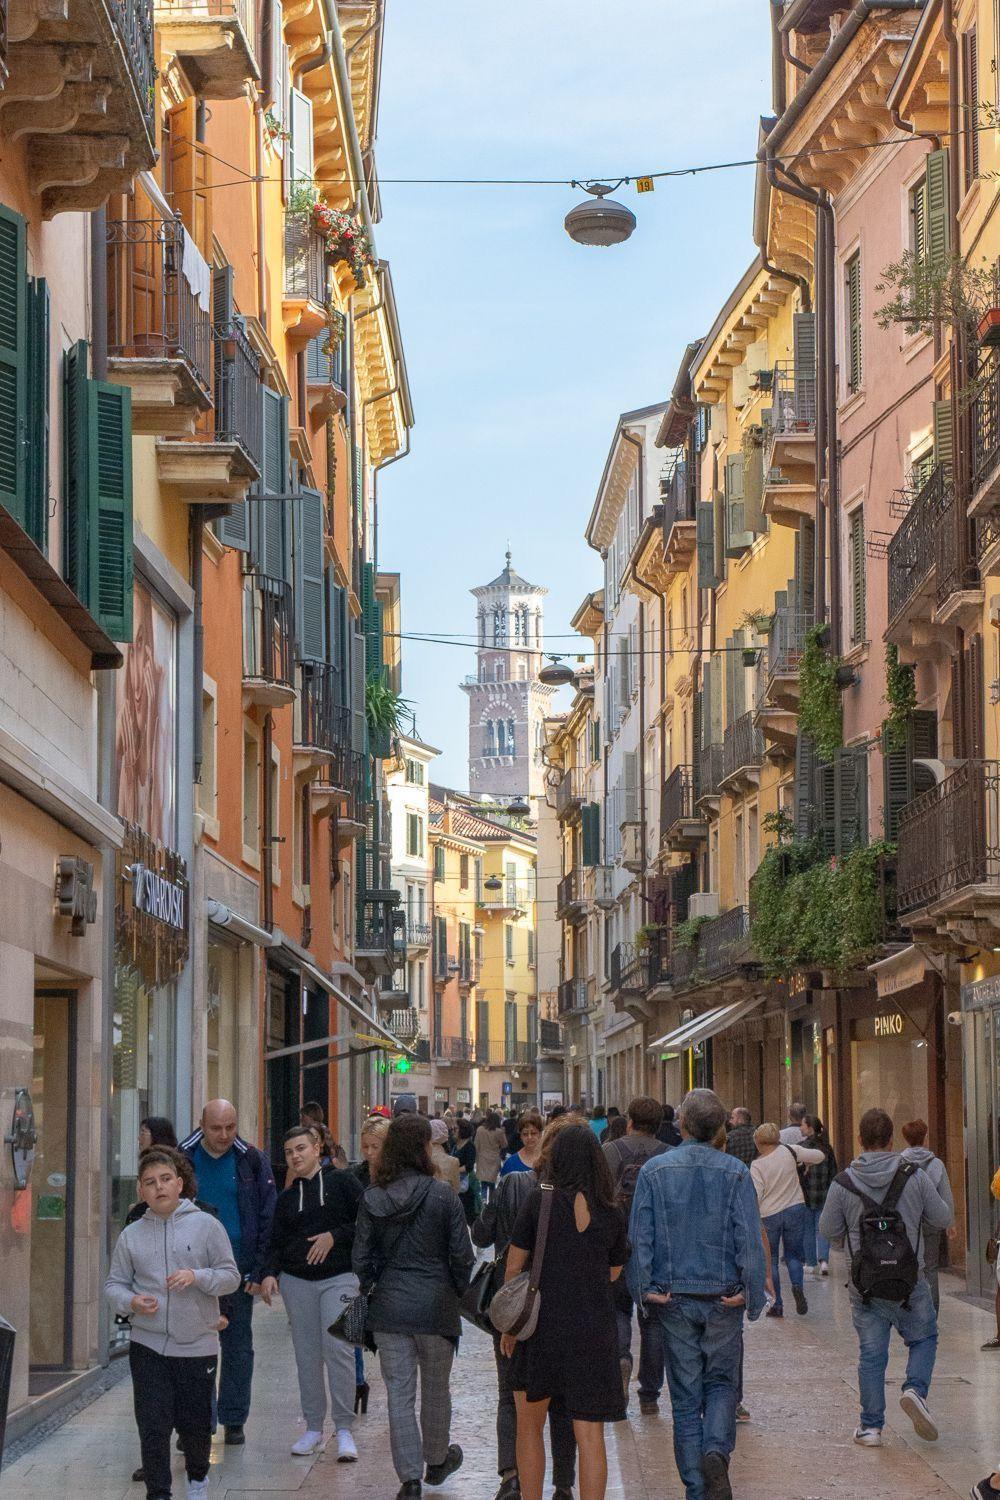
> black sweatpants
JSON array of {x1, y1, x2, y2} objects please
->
[{"x1": 130, "y1": 1340, "x2": 217, "y2": 1498}]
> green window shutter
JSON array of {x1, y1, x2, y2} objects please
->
[
  {"x1": 696, "y1": 500, "x2": 715, "y2": 590},
  {"x1": 700, "y1": 669, "x2": 713, "y2": 751},
  {"x1": 63, "y1": 339, "x2": 89, "y2": 601},
  {"x1": 25, "y1": 276, "x2": 48, "y2": 551},
  {"x1": 295, "y1": 486, "x2": 326, "y2": 660},
  {"x1": 912, "y1": 178, "x2": 928, "y2": 261},
  {"x1": 725, "y1": 453, "x2": 751, "y2": 555},
  {"x1": 797, "y1": 519, "x2": 816, "y2": 618},
  {"x1": 850, "y1": 508, "x2": 866, "y2": 645},
  {"x1": 712, "y1": 489, "x2": 726, "y2": 581},
  {"x1": 0, "y1": 204, "x2": 26, "y2": 528},
  {"x1": 254, "y1": 386, "x2": 288, "y2": 580},
  {"x1": 793, "y1": 311, "x2": 817, "y2": 425},
  {"x1": 724, "y1": 633, "x2": 736, "y2": 727},
  {"x1": 933, "y1": 398, "x2": 954, "y2": 477},
  {"x1": 582, "y1": 802, "x2": 600, "y2": 866},
  {"x1": 794, "y1": 731, "x2": 818, "y2": 841},
  {"x1": 925, "y1": 148, "x2": 950, "y2": 263},
  {"x1": 881, "y1": 730, "x2": 910, "y2": 842},
  {"x1": 351, "y1": 628, "x2": 366, "y2": 753},
  {"x1": 89, "y1": 381, "x2": 133, "y2": 641},
  {"x1": 836, "y1": 746, "x2": 868, "y2": 855},
  {"x1": 709, "y1": 653, "x2": 723, "y2": 745},
  {"x1": 815, "y1": 758, "x2": 837, "y2": 857},
  {"x1": 963, "y1": 31, "x2": 980, "y2": 189},
  {"x1": 851, "y1": 255, "x2": 863, "y2": 393},
  {"x1": 910, "y1": 708, "x2": 938, "y2": 789},
  {"x1": 744, "y1": 439, "x2": 765, "y2": 534},
  {"x1": 734, "y1": 630, "x2": 747, "y2": 717},
  {"x1": 217, "y1": 500, "x2": 250, "y2": 551}
]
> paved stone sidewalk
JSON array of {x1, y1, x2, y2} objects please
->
[{"x1": 2, "y1": 1259, "x2": 999, "y2": 1499}]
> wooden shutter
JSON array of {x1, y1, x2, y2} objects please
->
[
  {"x1": 166, "y1": 98, "x2": 213, "y2": 254},
  {"x1": 846, "y1": 253, "x2": 862, "y2": 393},
  {"x1": 793, "y1": 311, "x2": 817, "y2": 425},
  {"x1": 964, "y1": 30, "x2": 980, "y2": 190},
  {"x1": 734, "y1": 630, "x2": 747, "y2": 717},
  {"x1": 697, "y1": 500, "x2": 715, "y2": 590},
  {"x1": 933, "y1": 398, "x2": 954, "y2": 477},
  {"x1": 818, "y1": 747, "x2": 868, "y2": 856},
  {"x1": 724, "y1": 633, "x2": 736, "y2": 727},
  {"x1": 882, "y1": 709, "x2": 938, "y2": 840},
  {"x1": 925, "y1": 149, "x2": 951, "y2": 262},
  {"x1": 0, "y1": 203, "x2": 26, "y2": 527},
  {"x1": 623, "y1": 750, "x2": 638, "y2": 823},
  {"x1": 218, "y1": 501, "x2": 250, "y2": 551},
  {"x1": 254, "y1": 386, "x2": 288, "y2": 580},
  {"x1": 969, "y1": 632, "x2": 985, "y2": 759},
  {"x1": 794, "y1": 731, "x2": 818, "y2": 840},
  {"x1": 712, "y1": 489, "x2": 726, "y2": 581},
  {"x1": 725, "y1": 452, "x2": 751, "y2": 555},
  {"x1": 701, "y1": 667, "x2": 713, "y2": 750},
  {"x1": 951, "y1": 651, "x2": 967, "y2": 759},
  {"x1": 798, "y1": 518, "x2": 816, "y2": 618},
  {"x1": 25, "y1": 275, "x2": 48, "y2": 551},
  {"x1": 295, "y1": 486, "x2": 325, "y2": 660},
  {"x1": 90, "y1": 381, "x2": 133, "y2": 641},
  {"x1": 582, "y1": 802, "x2": 600, "y2": 866},
  {"x1": 213, "y1": 265, "x2": 250, "y2": 550},
  {"x1": 351, "y1": 627, "x2": 366, "y2": 752},
  {"x1": 63, "y1": 340, "x2": 89, "y2": 601},
  {"x1": 850, "y1": 508, "x2": 866, "y2": 645},
  {"x1": 709, "y1": 653, "x2": 723, "y2": 745},
  {"x1": 744, "y1": 439, "x2": 765, "y2": 533}
]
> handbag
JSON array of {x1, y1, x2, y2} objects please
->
[
  {"x1": 328, "y1": 1286, "x2": 376, "y2": 1352},
  {"x1": 459, "y1": 1256, "x2": 499, "y2": 1334},
  {"x1": 489, "y1": 1183, "x2": 554, "y2": 1342},
  {"x1": 987, "y1": 1235, "x2": 999, "y2": 1266}
]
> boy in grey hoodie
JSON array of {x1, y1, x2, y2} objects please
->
[
  {"x1": 106, "y1": 1148, "x2": 241, "y2": 1500},
  {"x1": 819, "y1": 1108, "x2": 953, "y2": 1450},
  {"x1": 899, "y1": 1118, "x2": 955, "y2": 1313}
]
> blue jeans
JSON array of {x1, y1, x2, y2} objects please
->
[
  {"x1": 850, "y1": 1278, "x2": 938, "y2": 1430},
  {"x1": 217, "y1": 1286, "x2": 254, "y2": 1427},
  {"x1": 762, "y1": 1203, "x2": 806, "y2": 1311},
  {"x1": 802, "y1": 1206, "x2": 830, "y2": 1267},
  {"x1": 657, "y1": 1297, "x2": 744, "y2": 1500}
]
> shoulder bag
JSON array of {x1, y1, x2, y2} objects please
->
[
  {"x1": 489, "y1": 1183, "x2": 554, "y2": 1342},
  {"x1": 459, "y1": 1255, "x2": 500, "y2": 1334}
]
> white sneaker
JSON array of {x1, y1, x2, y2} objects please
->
[
  {"x1": 900, "y1": 1388, "x2": 938, "y2": 1441},
  {"x1": 853, "y1": 1426, "x2": 882, "y2": 1447},
  {"x1": 336, "y1": 1429, "x2": 358, "y2": 1463},
  {"x1": 291, "y1": 1429, "x2": 324, "y2": 1456},
  {"x1": 803, "y1": 1265, "x2": 816, "y2": 1278},
  {"x1": 186, "y1": 1480, "x2": 210, "y2": 1499},
  {"x1": 819, "y1": 1261, "x2": 829, "y2": 1276}
]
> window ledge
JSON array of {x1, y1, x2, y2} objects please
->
[
  {"x1": 198, "y1": 809, "x2": 221, "y2": 843},
  {"x1": 242, "y1": 843, "x2": 261, "y2": 870},
  {"x1": 839, "y1": 388, "x2": 866, "y2": 421}
]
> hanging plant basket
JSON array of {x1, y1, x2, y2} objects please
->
[
  {"x1": 311, "y1": 202, "x2": 375, "y2": 289},
  {"x1": 979, "y1": 308, "x2": 1000, "y2": 347}
]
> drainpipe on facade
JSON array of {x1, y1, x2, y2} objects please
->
[
  {"x1": 770, "y1": 0, "x2": 788, "y2": 113},
  {"x1": 943, "y1": 0, "x2": 970, "y2": 511},
  {"x1": 262, "y1": 712, "x2": 274, "y2": 931},
  {"x1": 781, "y1": 27, "x2": 812, "y2": 75}
]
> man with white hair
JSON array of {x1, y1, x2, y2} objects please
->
[
  {"x1": 181, "y1": 1099, "x2": 276, "y2": 1444},
  {"x1": 627, "y1": 1089, "x2": 767, "y2": 1500}
]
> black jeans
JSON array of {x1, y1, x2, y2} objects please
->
[
  {"x1": 615, "y1": 1289, "x2": 665, "y2": 1403},
  {"x1": 492, "y1": 1334, "x2": 576, "y2": 1489},
  {"x1": 130, "y1": 1341, "x2": 217, "y2": 1499},
  {"x1": 217, "y1": 1283, "x2": 254, "y2": 1426}
]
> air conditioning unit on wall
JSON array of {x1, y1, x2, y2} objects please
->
[{"x1": 687, "y1": 892, "x2": 720, "y2": 920}]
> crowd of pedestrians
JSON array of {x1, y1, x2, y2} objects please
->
[{"x1": 106, "y1": 1087, "x2": 982, "y2": 1500}]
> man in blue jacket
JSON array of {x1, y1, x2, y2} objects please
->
[
  {"x1": 180, "y1": 1098, "x2": 277, "y2": 1445},
  {"x1": 627, "y1": 1088, "x2": 766, "y2": 1500}
]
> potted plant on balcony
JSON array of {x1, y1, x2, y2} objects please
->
[
  {"x1": 312, "y1": 201, "x2": 375, "y2": 289},
  {"x1": 366, "y1": 675, "x2": 412, "y2": 760},
  {"x1": 635, "y1": 923, "x2": 659, "y2": 953},
  {"x1": 797, "y1": 624, "x2": 843, "y2": 760},
  {"x1": 286, "y1": 180, "x2": 318, "y2": 224},
  {"x1": 875, "y1": 250, "x2": 998, "y2": 339},
  {"x1": 264, "y1": 108, "x2": 290, "y2": 147}
]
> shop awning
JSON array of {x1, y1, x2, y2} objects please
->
[
  {"x1": 647, "y1": 996, "x2": 764, "y2": 1055},
  {"x1": 867, "y1": 944, "x2": 932, "y2": 999},
  {"x1": 270, "y1": 931, "x2": 414, "y2": 1056},
  {"x1": 205, "y1": 898, "x2": 275, "y2": 948}
]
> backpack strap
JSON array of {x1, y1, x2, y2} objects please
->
[
  {"x1": 834, "y1": 1170, "x2": 884, "y2": 1217},
  {"x1": 880, "y1": 1162, "x2": 916, "y2": 1213}
]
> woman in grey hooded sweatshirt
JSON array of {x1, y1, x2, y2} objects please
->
[{"x1": 900, "y1": 1118, "x2": 955, "y2": 1312}]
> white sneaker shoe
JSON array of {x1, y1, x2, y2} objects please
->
[
  {"x1": 291, "y1": 1429, "x2": 324, "y2": 1456},
  {"x1": 819, "y1": 1260, "x2": 829, "y2": 1276},
  {"x1": 336, "y1": 1429, "x2": 358, "y2": 1463},
  {"x1": 186, "y1": 1480, "x2": 210, "y2": 1499},
  {"x1": 900, "y1": 1388, "x2": 938, "y2": 1441},
  {"x1": 853, "y1": 1426, "x2": 882, "y2": 1447}
]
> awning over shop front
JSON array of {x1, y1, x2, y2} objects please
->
[
  {"x1": 269, "y1": 932, "x2": 414, "y2": 1056},
  {"x1": 647, "y1": 996, "x2": 764, "y2": 1055},
  {"x1": 866, "y1": 944, "x2": 934, "y2": 999}
]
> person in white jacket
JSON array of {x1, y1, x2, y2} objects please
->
[
  {"x1": 106, "y1": 1148, "x2": 241, "y2": 1500},
  {"x1": 749, "y1": 1123, "x2": 824, "y2": 1319}
]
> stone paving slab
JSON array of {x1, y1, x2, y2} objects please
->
[{"x1": 3, "y1": 1254, "x2": 999, "y2": 1499}]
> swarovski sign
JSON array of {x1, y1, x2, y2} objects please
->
[{"x1": 130, "y1": 862, "x2": 186, "y2": 930}]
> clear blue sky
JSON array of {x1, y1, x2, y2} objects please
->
[{"x1": 375, "y1": 1, "x2": 771, "y2": 788}]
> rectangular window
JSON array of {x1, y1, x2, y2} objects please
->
[
  {"x1": 197, "y1": 686, "x2": 217, "y2": 823},
  {"x1": 433, "y1": 844, "x2": 445, "y2": 882},
  {"x1": 242, "y1": 728, "x2": 259, "y2": 859},
  {"x1": 845, "y1": 252, "x2": 862, "y2": 395},
  {"x1": 849, "y1": 507, "x2": 866, "y2": 646},
  {"x1": 405, "y1": 757, "x2": 424, "y2": 785},
  {"x1": 527, "y1": 928, "x2": 536, "y2": 968},
  {"x1": 504, "y1": 924, "x2": 514, "y2": 964},
  {"x1": 406, "y1": 813, "x2": 424, "y2": 858},
  {"x1": 459, "y1": 853, "x2": 469, "y2": 890},
  {"x1": 963, "y1": 29, "x2": 980, "y2": 191}
]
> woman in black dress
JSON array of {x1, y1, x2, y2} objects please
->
[{"x1": 499, "y1": 1122, "x2": 626, "y2": 1500}]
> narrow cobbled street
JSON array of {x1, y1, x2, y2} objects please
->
[{"x1": 3, "y1": 1266, "x2": 998, "y2": 1500}]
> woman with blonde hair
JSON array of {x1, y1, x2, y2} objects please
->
[
  {"x1": 355, "y1": 1116, "x2": 390, "y2": 1190},
  {"x1": 749, "y1": 1122, "x2": 824, "y2": 1318}
]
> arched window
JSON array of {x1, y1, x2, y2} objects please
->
[
  {"x1": 484, "y1": 720, "x2": 496, "y2": 756},
  {"x1": 507, "y1": 718, "x2": 516, "y2": 754},
  {"x1": 493, "y1": 607, "x2": 507, "y2": 645},
  {"x1": 513, "y1": 609, "x2": 523, "y2": 644},
  {"x1": 497, "y1": 720, "x2": 507, "y2": 755},
  {"x1": 477, "y1": 610, "x2": 486, "y2": 646}
]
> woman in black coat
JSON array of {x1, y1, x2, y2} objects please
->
[{"x1": 352, "y1": 1114, "x2": 474, "y2": 1500}]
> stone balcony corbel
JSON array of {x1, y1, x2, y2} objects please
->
[
  {"x1": 156, "y1": 438, "x2": 257, "y2": 503},
  {"x1": 107, "y1": 358, "x2": 213, "y2": 436}
]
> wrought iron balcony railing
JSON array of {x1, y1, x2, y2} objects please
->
[
  {"x1": 661, "y1": 454, "x2": 696, "y2": 536},
  {"x1": 284, "y1": 217, "x2": 327, "y2": 304},
  {"x1": 243, "y1": 574, "x2": 294, "y2": 689},
  {"x1": 473, "y1": 1038, "x2": 535, "y2": 1067},
  {"x1": 355, "y1": 896, "x2": 400, "y2": 958},
  {"x1": 610, "y1": 940, "x2": 649, "y2": 995},
  {"x1": 107, "y1": 217, "x2": 213, "y2": 395},
  {"x1": 111, "y1": 0, "x2": 155, "y2": 133},
  {"x1": 556, "y1": 867, "x2": 583, "y2": 917},
  {"x1": 723, "y1": 711, "x2": 764, "y2": 782},
  {"x1": 215, "y1": 316, "x2": 262, "y2": 474},
  {"x1": 295, "y1": 661, "x2": 351, "y2": 755},
  {"x1": 669, "y1": 942, "x2": 698, "y2": 988},
  {"x1": 556, "y1": 767, "x2": 586, "y2": 818},
  {"x1": 768, "y1": 360, "x2": 817, "y2": 436},
  {"x1": 558, "y1": 977, "x2": 588, "y2": 1014},
  {"x1": 406, "y1": 920, "x2": 431, "y2": 948},
  {"x1": 434, "y1": 1034, "x2": 473, "y2": 1062},
  {"x1": 661, "y1": 765, "x2": 699, "y2": 835},
  {"x1": 897, "y1": 760, "x2": 1000, "y2": 915},
  {"x1": 700, "y1": 905, "x2": 753, "y2": 979},
  {"x1": 887, "y1": 463, "x2": 951, "y2": 625},
  {"x1": 697, "y1": 741, "x2": 725, "y2": 802},
  {"x1": 767, "y1": 606, "x2": 812, "y2": 684},
  {"x1": 972, "y1": 347, "x2": 1000, "y2": 502},
  {"x1": 433, "y1": 947, "x2": 455, "y2": 982}
]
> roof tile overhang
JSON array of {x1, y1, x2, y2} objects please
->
[
  {"x1": 656, "y1": 338, "x2": 706, "y2": 448},
  {"x1": 691, "y1": 262, "x2": 791, "y2": 404},
  {"x1": 888, "y1": 0, "x2": 947, "y2": 136}
]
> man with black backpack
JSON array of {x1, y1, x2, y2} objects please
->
[
  {"x1": 819, "y1": 1107, "x2": 953, "y2": 1450},
  {"x1": 604, "y1": 1096, "x2": 669, "y2": 1414}
]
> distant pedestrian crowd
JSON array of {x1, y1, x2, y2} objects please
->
[{"x1": 108, "y1": 1087, "x2": 1000, "y2": 1500}]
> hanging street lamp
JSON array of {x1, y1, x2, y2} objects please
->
[{"x1": 564, "y1": 181, "x2": 636, "y2": 247}]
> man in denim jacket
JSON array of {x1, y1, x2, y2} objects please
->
[{"x1": 627, "y1": 1088, "x2": 766, "y2": 1500}]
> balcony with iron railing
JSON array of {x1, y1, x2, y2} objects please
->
[
  {"x1": 763, "y1": 361, "x2": 817, "y2": 527},
  {"x1": 756, "y1": 606, "x2": 812, "y2": 718},
  {"x1": 971, "y1": 347, "x2": 1000, "y2": 516},
  {"x1": 700, "y1": 905, "x2": 753, "y2": 980},
  {"x1": 433, "y1": 1034, "x2": 473, "y2": 1063},
  {"x1": 661, "y1": 765, "x2": 705, "y2": 850},
  {"x1": 474, "y1": 1038, "x2": 536, "y2": 1068},
  {"x1": 388, "y1": 1008, "x2": 420, "y2": 1043},
  {"x1": 406, "y1": 920, "x2": 431, "y2": 950},
  {"x1": 722, "y1": 711, "x2": 764, "y2": 790},
  {"x1": 355, "y1": 895, "x2": 403, "y2": 978},
  {"x1": 660, "y1": 454, "x2": 697, "y2": 569},
  {"x1": 897, "y1": 760, "x2": 1000, "y2": 920},
  {"x1": 457, "y1": 952, "x2": 481, "y2": 987},
  {"x1": 242, "y1": 574, "x2": 295, "y2": 707},
  {"x1": 294, "y1": 662, "x2": 351, "y2": 762},
  {"x1": 154, "y1": 0, "x2": 258, "y2": 100},
  {"x1": 433, "y1": 947, "x2": 455, "y2": 983},
  {"x1": 477, "y1": 878, "x2": 534, "y2": 913},
  {"x1": 558, "y1": 977, "x2": 588, "y2": 1015},
  {"x1": 107, "y1": 217, "x2": 214, "y2": 415},
  {"x1": 283, "y1": 216, "x2": 328, "y2": 338},
  {"x1": 556, "y1": 767, "x2": 586, "y2": 820},
  {"x1": 555, "y1": 867, "x2": 585, "y2": 920},
  {"x1": 610, "y1": 941, "x2": 649, "y2": 998},
  {"x1": 886, "y1": 463, "x2": 951, "y2": 640},
  {"x1": 697, "y1": 742, "x2": 725, "y2": 806}
]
